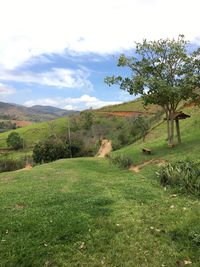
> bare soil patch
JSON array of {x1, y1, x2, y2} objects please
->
[
  {"x1": 96, "y1": 139, "x2": 112, "y2": 157},
  {"x1": 130, "y1": 159, "x2": 166, "y2": 172},
  {"x1": 16, "y1": 163, "x2": 32, "y2": 172}
]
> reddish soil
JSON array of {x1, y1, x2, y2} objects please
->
[
  {"x1": 11, "y1": 120, "x2": 32, "y2": 127},
  {"x1": 183, "y1": 102, "x2": 195, "y2": 108},
  {"x1": 97, "y1": 111, "x2": 155, "y2": 117},
  {"x1": 16, "y1": 164, "x2": 32, "y2": 172}
]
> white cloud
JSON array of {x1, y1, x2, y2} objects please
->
[
  {"x1": 64, "y1": 105, "x2": 78, "y2": 110},
  {"x1": 24, "y1": 94, "x2": 121, "y2": 110},
  {"x1": 0, "y1": 83, "x2": 16, "y2": 98},
  {"x1": 0, "y1": 0, "x2": 200, "y2": 69},
  {"x1": 0, "y1": 68, "x2": 93, "y2": 91}
]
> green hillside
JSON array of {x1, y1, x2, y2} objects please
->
[
  {"x1": 0, "y1": 98, "x2": 161, "y2": 150},
  {"x1": 0, "y1": 116, "x2": 68, "y2": 149},
  {"x1": 0, "y1": 103, "x2": 199, "y2": 266},
  {"x1": 99, "y1": 97, "x2": 161, "y2": 113},
  {"x1": 111, "y1": 105, "x2": 200, "y2": 164}
]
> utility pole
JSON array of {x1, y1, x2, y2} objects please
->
[{"x1": 67, "y1": 118, "x2": 72, "y2": 158}]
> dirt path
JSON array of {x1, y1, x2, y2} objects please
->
[
  {"x1": 129, "y1": 159, "x2": 166, "y2": 172},
  {"x1": 16, "y1": 163, "x2": 32, "y2": 172},
  {"x1": 96, "y1": 139, "x2": 112, "y2": 157}
]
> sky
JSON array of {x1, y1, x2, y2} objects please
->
[{"x1": 0, "y1": 0, "x2": 200, "y2": 110}]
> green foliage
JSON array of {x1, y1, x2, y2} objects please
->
[
  {"x1": 105, "y1": 35, "x2": 199, "y2": 106},
  {"x1": 130, "y1": 116, "x2": 150, "y2": 140},
  {"x1": 109, "y1": 154, "x2": 133, "y2": 168},
  {"x1": 0, "y1": 154, "x2": 33, "y2": 172},
  {"x1": 6, "y1": 132, "x2": 23, "y2": 150},
  {"x1": 105, "y1": 35, "x2": 200, "y2": 145},
  {"x1": 33, "y1": 140, "x2": 69, "y2": 163},
  {"x1": 157, "y1": 161, "x2": 200, "y2": 197},
  {"x1": 0, "y1": 158, "x2": 24, "y2": 172},
  {"x1": 0, "y1": 121, "x2": 17, "y2": 132},
  {"x1": 80, "y1": 111, "x2": 94, "y2": 130}
]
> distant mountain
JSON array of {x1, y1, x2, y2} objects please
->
[
  {"x1": 30, "y1": 105, "x2": 75, "y2": 116},
  {"x1": 0, "y1": 102, "x2": 78, "y2": 122}
]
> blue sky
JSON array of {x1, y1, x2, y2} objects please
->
[{"x1": 0, "y1": 0, "x2": 200, "y2": 110}]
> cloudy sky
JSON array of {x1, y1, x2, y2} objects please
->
[{"x1": 0, "y1": 0, "x2": 200, "y2": 110}]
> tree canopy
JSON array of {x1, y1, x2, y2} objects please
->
[{"x1": 105, "y1": 35, "x2": 200, "y2": 146}]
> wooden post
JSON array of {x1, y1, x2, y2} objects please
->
[{"x1": 175, "y1": 118, "x2": 181, "y2": 144}]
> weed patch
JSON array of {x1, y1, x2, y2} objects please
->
[
  {"x1": 157, "y1": 161, "x2": 200, "y2": 197},
  {"x1": 109, "y1": 154, "x2": 133, "y2": 169}
]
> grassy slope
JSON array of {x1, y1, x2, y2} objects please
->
[
  {"x1": 112, "y1": 105, "x2": 200, "y2": 164},
  {"x1": 99, "y1": 98, "x2": 161, "y2": 113},
  {"x1": 0, "y1": 99, "x2": 148, "y2": 149},
  {"x1": 0, "y1": 105, "x2": 199, "y2": 266},
  {"x1": 0, "y1": 117, "x2": 68, "y2": 149},
  {"x1": 0, "y1": 158, "x2": 199, "y2": 267}
]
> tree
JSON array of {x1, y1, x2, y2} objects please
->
[
  {"x1": 80, "y1": 111, "x2": 94, "y2": 130},
  {"x1": 105, "y1": 35, "x2": 200, "y2": 146},
  {"x1": 33, "y1": 139, "x2": 69, "y2": 163},
  {"x1": 7, "y1": 132, "x2": 23, "y2": 150}
]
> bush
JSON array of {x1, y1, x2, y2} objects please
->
[
  {"x1": 0, "y1": 157, "x2": 24, "y2": 172},
  {"x1": 6, "y1": 132, "x2": 23, "y2": 150},
  {"x1": 109, "y1": 154, "x2": 133, "y2": 169},
  {"x1": 157, "y1": 161, "x2": 200, "y2": 197},
  {"x1": 33, "y1": 140, "x2": 69, "y2": 163}
]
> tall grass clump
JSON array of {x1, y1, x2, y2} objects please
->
[
  {"x1": 157, "y1": 161, "x2": 200, "y2": 197},
  {"x1": 0, "y1": 155, "x2": 33, "y2": 172},
  {"x1": 109, "y1": 154, "x2": 133, "y2": 169}
]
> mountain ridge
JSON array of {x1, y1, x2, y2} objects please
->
[{"x1": 0, "y1": 101, "x2": 78, "y2": 122}]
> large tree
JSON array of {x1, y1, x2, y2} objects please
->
[{"x1": 105, "y1": 35, "x2": 200, "y2": 146}]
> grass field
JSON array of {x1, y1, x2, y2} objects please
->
[
  {"x1": 0, "y1": 158, "x2": 199, "y2": 267},
  {"x1": 0, "y1": 102, "x2": 200, "y2": 266},
  {"x1": 99, "y1": 98, "x2": 161, "y2": 113},
  {"x1": 0, "y1": 117, "x2": 68, "y2": 149}
]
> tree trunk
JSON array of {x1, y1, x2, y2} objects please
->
[
  {"x1": 167, "y1": 118, "x2": 170, "y2": 146},
  {"x1": 168, "y1": 112, "x2": 175, "y2": 147},
  {"x1": 165, "y1": 110, "x2": 170, "y2": 146},
  {"x1": 170, "y1": 117, "x2": 174, "y2": 145},
  {"x1": 175, "y1": 118, "x2": 181, "y2": 144}
]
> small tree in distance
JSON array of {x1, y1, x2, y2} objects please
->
[
  {"x1": 7, "y1": 132, "x2": 23, "y2": 150},
  {"x1": 105, "y1": 35, "x2": 200, "y2": 146}
]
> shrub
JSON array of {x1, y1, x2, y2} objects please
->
[
  {"x1": 109, "y1": 154, "x2": 133, "y2": 169},
  {"x1": 0, "y1": 154, "x2": 33, "y2": 172},
  {"x1": 157, "y1": 161, "x2": 200, "y2": 197},
  {"x1": 6, "y1": 132, "x2": 23, "y2": 150},
  {"x1": 33, "y1": 140, "x2": 69, "y2": 163},
  {"x1": 0, "y1": 157, "x2": 25, "y2": 172}
]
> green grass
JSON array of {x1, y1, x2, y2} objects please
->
[
  {"x1": 112, "y1": 106, "x2": 200, "y2": 164},
  {"x1": 0, "y1": 158, "x2": 199, "y2": 267},
  {"x1": 0, "y1": 103, "x2": 199, "y2": 266},
  {"x1": 0, "y1": 117, "x2": 68, "y2": 149},
  {"x1": 99, "y1": 98, "x2": 161, "y2": 113},
  {"x1": 0, "y1": 97, "x2": 161, "y2": 152}
]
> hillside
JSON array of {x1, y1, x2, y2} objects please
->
[
  {"x1": 30, "y1": 105, "x2": 76, "y2": 116},
  {"x1": 0, "y1": 98, "x2": 161, "y2": 151},
  {"x1": 111, "y1": 105, "x2": 200, "y2": 164},
  {"x1": 0, "y1": 101, "x2": 77, "y2": 122},
  {"x1": 99, "y1": 98, "x2": 161, "y2": 113},
  {"x1": 0, "y1": 103, "x2": 199, "y2": 266},
  {"x1": 0, "y1": 116, "x2": 69, "y2": 149}
]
